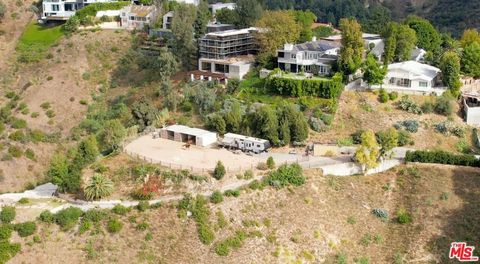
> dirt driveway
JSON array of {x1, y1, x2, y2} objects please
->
[{"x1": 125, "y1": 136, "x2": 265, "y2": 172}]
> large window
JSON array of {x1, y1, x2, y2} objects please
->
[
  {"x1": 52, "y1": 4, "x2": 60, "y2": 11},
  {"x1": 419, "y1": 81, "x2": 428, "y2": 87}
]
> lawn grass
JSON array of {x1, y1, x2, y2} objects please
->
[{"x1": 16, "y1": 22, "x2": 64, "y2": 63}]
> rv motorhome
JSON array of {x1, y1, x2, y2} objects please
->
[{"x1": 221, "y1": 133, "x2": 270, "y2": 154}]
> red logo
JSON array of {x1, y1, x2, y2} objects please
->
[{"x1": 450, "y1": 242, "x2": 479, "y2": 262}]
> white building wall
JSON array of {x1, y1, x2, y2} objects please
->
[{"x1": 197, "y1": 133, "x2": 218, "y2": 147}]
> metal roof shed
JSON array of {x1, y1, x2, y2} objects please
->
[{"x1": 160, "y1": 125, "x2": 218, "y2": 147}]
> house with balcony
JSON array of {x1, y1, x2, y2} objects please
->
[
  {"x1": 198, "y1": 27, "x2": 260, "y2": 79},
  {"x1": 120, "y1": 5, "x2": 157, "y2": 30},
  {"x1": 42, "y1": 0, "x2": 113, "y2": 21},
  {"x1": 372, "y1": 61, "x2": 445, "y2": 95},
  {"x1": 276, "y1": 37, "x2": 341, "y2": 76}
]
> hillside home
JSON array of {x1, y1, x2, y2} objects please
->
[
  {"x1": 276, "y1": 37, "x2": 341, "y2": 76},
  {"x1": 372, "y1": 61, "x2": 445, "y2": 94},
  {"x1": 198, "y1": 27, "x2": 260, "y2": 79},
  {"x1": 120, "y1": 5, "x2": 157, "y2": 30},
  {"x1": 42, "y1": 0, "x2": 113, "y2": 21},
  {"x1": 463, "y1": 93, "x2": 480, "y2": 126}
]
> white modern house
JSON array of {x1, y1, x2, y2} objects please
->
[
  {"x1": 276, "y1": 37, "x2": 341, "y2": 76},
  {"x1": 209, "y1": 2, "x2": 236, "y2": 15},
  {"x1": 372, "y1": 61, "x2": 445, "y2": 94},
  {"x1": 221, "y1": 133, "x2": 271, "y2": 153},
  {"x1": 42, "y1": 0, "x2": 114, "y2": 20},
  {"x1": 120, "y1": 5, "x2": 157, "y2": 30},
  {"x1": 159, "y1": 125, "x2": 218, "y2": 147}
]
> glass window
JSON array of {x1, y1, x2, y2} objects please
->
[
  {"x1": 419, "y1": 81, "x2": 428, "y2": 87},
  {"x1": 52, "y1": 4, "x2": 59, "y2": 11}
]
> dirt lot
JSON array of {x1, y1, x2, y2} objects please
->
[
  {"x1": 312, "y1": 91, "x2": 474, "y2": 153},
  {"x1": 9, "y1": 164, "x2": 480, "y2": 263}
]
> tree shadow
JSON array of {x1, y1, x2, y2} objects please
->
[{"x1": 427, "y1": 166, "x2": 480, "y2": 263}]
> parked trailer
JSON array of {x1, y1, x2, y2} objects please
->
[{"x1": 221, "y1": 133, "x2": 270, "y2": 154}]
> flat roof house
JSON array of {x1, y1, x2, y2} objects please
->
[
  {"x1": 159, "y1": 125, "x2": 218, "y2": 147},
  {"x1": 42, "y1": 0, "x2": 114, "y2": 21},
  {"x1": 120, "y1": 5, "x2": 157, "y2": 30},
  {"x1": 277, "y1": 37, "x2": 341, "y2": 76},
  {"x1": 372, "y1": 61, "x2": 445, "y2": 95},
  {"x1": 198, "y1": 27, "x2": 260, "y2": 80}
]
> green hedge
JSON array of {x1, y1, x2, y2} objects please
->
[
  {"x1": 266, "y1": 73, "x2": 343, "y2": 99},
  {"x1": 405, "y1": 150, "x2": 480, "y2": 167},
  {"x1": 75, "y1": 2, "x2": 130, "y2": 19}
]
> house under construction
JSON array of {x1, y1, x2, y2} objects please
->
[{"x1": 198, "y1": 27, "x2": 260, "y2": 79}]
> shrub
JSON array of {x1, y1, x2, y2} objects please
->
[
  {"x1": 266, "y1": 157, "x2": 275, "y2": 169},
  {"x1": 54, "y1": 207, "x2": 83, "y2": 230},
  {"x1": 8, "y1": 130, "x2": 27, "y2": 142},
  {"x1": 107, "y1": 219, "x2": 122, "y2": 233},
  {"x1": 30, "y1": 112, "x2": 39, "y2": 118},
  {"x1": 14, "y1": 221, "x2": 36, "y2": 237},
  {"x1": 131, "y1": 189, "x2": 154, "y2": 201},
  {"x1": 0, "y1": 207, "x2": 15, "y2": 224},
  {"x1": 38, "y1": 210, "x2": 55, "y2": 224},
  {"x1": 136, "y1": 201, "x2": 149, "y2": 212},
  {"x1": 83, "y1": 174, "x2": 114, "y2": 201},
  {"x1": 397, "y1": 120, "x2": 419, "y2": 133},
  {"x1": 243, "y1": 170, "x2": 254, "y2": 180},
  {"x1": 434, "y1": 97, "x2": 453, "y2": 116},
  {"x1": 451, "y1": 126, "x2": 466, "y2": 138},
  {"x1": 17, "y1": 198, "x2": 29, "y2": 204},
  {"x1": 434, "y1": 122, "x2": 448, "y2": 135},
  {"x1": 396, "y1": 209, "x2": 412, "y2": 224},
  {"x1": 389, "y1": 91, "x2": 398, "y2": 100},
  {"x1": 213, "y1": 161, "x2": 226, "y2": 180},
  {"x1": 46, "y1": 110, "x2": 55, "y2": 118},
  {"x1": 210, "y1": 191, "x2": 223, "y2": 204},
  {"x1": 78, "y1": 220, "x2": 92, "y2": 234},
  {"x1": 0, "y1": 225, "x2": 12, "y2": 240},
  {"x1": 0, "y1": 241, "x2": 21, "y2": 263},
  {"x1": 405, "y1": 150, "x2": 480, "y2": 167},
  {"x1": 224, "y1": 189, "x2": 240, "y2": 197},
  {"x1": 378, "y1": 89, "x2": 389, "y2": 103},
  {"x1": 249, "y1": 180, "x2": 265, "y2": 190},
  {"x1": 320, "y1": 113, "x2": 333, "y2": 126},
  {"x1": 421, "y1": 101, "x2": 434, "y2": 113},
  {"x1": 10, "y1": 118, "x2": 27, "y2": 129},
  {"x1": 83, "y1": 209, "x2": 106, "y2": 223},
  {"x1": 136, "y1": 222, "x2": 149, "y2": 231},
  {"x1": 371, "y1": 208, "x2": 389, "y2": 220},
  {"x1": 351, "y1": 130, "x2": 365, "y2": 144},
  {"x1": 40, "y1": 102, "x2": 50, "y2": 110},
  {"x1": 24, "y1": 149, "x2": 35, "y2": 161},
  {"x1": 8, "y1": 146, "x2": 22, "y2": 158},
  {"x1": 398, "y1": 96, "x2": 422, "y2": 114},
  {"x1": 337, "y1": 137, "x2": 354, "y2": 146},
  {"x1": 112, "y1": 204, "x2": 129, "y2": 215},
  {"x1": 265, "y1": 163, "x2": 304, "y2": 188},
  {"x1": 309, "y1": 117, "x2": 328, "y2": 132},
  {"x1": 256, "y1": 162, "x2": 268, "y2": 170},
  {"x1": 266, "y1": 73, "x2": 344, "y2": 99}
]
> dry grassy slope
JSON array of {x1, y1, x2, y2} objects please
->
[
  {"x1": 0, "y1": 30, "x2": 132, "y2": 192},
  {"x1": 9, "y1": 164, "x2": 480, "y2": 263}
]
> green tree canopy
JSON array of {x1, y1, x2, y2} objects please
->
[
  {"x1": 338, "y1": 18, "x2": 364, "y2": 74},
  {"x1": 138, "y1": 47, "x2": 178, "y2": 81},
  {"x1": 460, "y1": 29, "x2": 480, "y2": 48},
  {"x1": 461, "y1": 42, "x2": 480, "y2": 78},
  {"x1": 395, "y1": 24, "x2": 417, "y2": 62},
  {"x1": 215, "y1": 8, "x2": 239, "y2": 25},
  {"x1": 440, "y1": 50, "x2": 462, "y2": 97},
  {"x1": 376, "y1": 128, "x2": 398, "y2": 159},
  {"x1": 354, "y1": 130, "x2": 380, "y2": 173},
  {"x1": 171, "y1": 3, "x2": 198, "y2": 70},
  {"x1": 100, "y1": 119, "x2": 127, "y2": 153},
  {"x1": 235, "y1": 0, "x2": 263, "y2": 27},
  {"x1": 362, "y1": 53, "x2": 387, "y2": 86},
  {"x1": 405, "y1": 16, "x2": 441, "y2": 52}
]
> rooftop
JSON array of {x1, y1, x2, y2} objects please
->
[
  {"x1": 205, "y1": 27, "x2": 260, "y2": 37},
  {"x1": 162, "y1": 125, "x2": 217, "y2": 138},
  {"x1": 281, "y1": 39, "x2": 340, "y2": 52},
  {"x1": 388, "y1": 61, "x2": 441, "y2": 80},
  {"x1": 123, "y1": 5, "x2": 156, "y2": 17}
]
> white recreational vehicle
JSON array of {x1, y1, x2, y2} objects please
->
[{"x1": 221, "y1": 133, "x2": 270, "y2": 154}]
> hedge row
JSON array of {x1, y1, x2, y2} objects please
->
[
  {"x1": 405, "y1": 150, "x2": 480, "y2": 167},
  {"x1": 75, "y1": 2, "x2": 130, "y2": 19},
  {"x1": 266, "y1": 73, "x2": 343, "y2": 99}
]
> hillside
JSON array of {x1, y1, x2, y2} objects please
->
[{"x1": 8, "y1": 164, "x2": 480, "y2": 263}]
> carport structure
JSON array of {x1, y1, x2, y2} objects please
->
[{"x1": 159, "y1": 125, "x2": 218, "y2": 147}]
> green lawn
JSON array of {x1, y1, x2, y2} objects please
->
[
  {"x1": 281, "y1": 72, "x2": 330, "y2": 81},
  {"x1": 16, "y1": 23, "x2": 64, "y2": 63}
]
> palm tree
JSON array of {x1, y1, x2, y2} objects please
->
[{"x1": 84, "y1": 174, "x2": 114, "y2": 201}]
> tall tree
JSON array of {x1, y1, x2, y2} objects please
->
[
  {"x1": 255, "y1": 10, "x2": 301, "y2": 61},
  {"x1": 354, "y1": 130, "x2": 379, "y2": 173},
  {"x1": 215, "y1": 8, "x2": 239, "y2": 25},
  {"x1": 405, "y1": 16, "x2": 441, "y2": 52},
  {"x1": 338, "y1": 18, "x2": 364, "y2": 74},
  {"x1": 100, "y1": 119, "x2": 127, "y2": 153},
  {"x1": 236, "y1": 0, "x2": 263, "y2": 27},
  {"x1": 462, "y1": 42, "x2": 480, "y2": 78},
  {"x1": 362, "y1": 53, "x2": 387, "y2": 87},
  {"x1": 292, "y1": 10, "x2": 317, "y2": 43},
  {"x1": 194, "y1": 0, "x2": 211, "y2": 38},
  {"x1": 251, "y1": 106, "x2": 279, "y2": 146},
  {"x1": 395, "y1": 24, "x2": 417, "y2": 62},
  {"x1": 460, "y1": 29, "x2": 480, "y2": 48},
  {"x1": 440, "y1": 51, "x2": 462, "y2": 97},
  {"x1": 171, "y1": 4, "x2": 198, "y2": 70},
  {"x1": 382, "y1": 22, "x2": 398, "y2": 65},
  {"x1": 362, "y1": 4, "x2": 392, "y2": 34}
]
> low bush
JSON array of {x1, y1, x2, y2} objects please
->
[
  {"x1": 83, "y1": 209, "x2": 106, "y2": 223},
  {"x1": 371, "y1": 208, "x2": 389, "y2": 220},
  {"x1": 210, "y1": 191, "x2": 223, "y2": 204},
  {"x1": 130, "y1": 189, "x2": 154, "y2": 201},
  {"x1": 378, "y1": 89, "x2": 389, "y2": 103},
  {"x1": 266, "y1": 157, "x2": 275, "y2": 169},
  {"x1": 405, "y1": 150, "x2": 480, "y2": 167},
  {"x1": 10, "y1": 118, "x2": 27, "y2": 129},
  {"x1": 396, "y1": 209, "x2": 412, "y2": 224},
  {"x1": 389, "y1": 91, "x2": 398, "y2": 100},
  {"x1": 309, "y1": 117, "x2": 328, "y2": 132},
  {"x1": 8, "y1": 146, "x2": 22, "y2": 158},
  {"x1": 421, "y1": 101, "x2": 434, "y2": 113},
  {"x1": 0, "y1": 207, "x2": 15, "y2": 224},
  {"x1": 264, "y1": 163, "x2": 305, "y2": 188},
  {"x1": 214, "y1": 230, "x2": 247, "y2": 256},
  {"x1": 136, "y1": 222, "x2": 149, "y2": 231},
  {"x1": 13, "y1": 221, "x2": 36, "y2": 237},
  {"x1": 107, "y1": 219, "x2": 122, "y2": 233},
  {"x1": 112, "y1": 204, "x2": 129, "y2": 215},
  {"x1": 248, "y1": 180, "x2": 266, "y2": 190},
  {"x1": 0, "y1": 225, "x2": 12, "y2": 240},
  {"x1": 8, "y1": 131, "x2": 27, "y2": 142},
  {"x1": 351, "y1": 130, "x2": 365, "y2": 144},
  {"x1": 243, "y1": 170, "x2": 254, "y2": 180},
  {"x1": 136, "y1": 201, "x2": 149, "y2": 212},
  {"x1": 396, "y1": 120, "x2": 419, "y2": 133},
  {"x1": 224, "y1": 189, "x2": 240, "y2": 197},
  {"x1": 0, "y1": 241, "x2": 21, "y2": 263},
  {"x1": 54, "y1": 207, "x2": 83, "y2": 230},
  {"x1": 17, "y1": 198, "x2": 29, "y2": 204},
  {"x1": 434, "y1": 97, "x2": 453, "y2": 116},
  {"x1": 38, "y1": 210, "x2": 55, "y2": 224},
  {"x1": 398, "y1": 96, "x2": 422, "y2": 114},
  {"x1": 213, "y1": 161, "x2": 226, "y2": 180},
  {"x1": 78, "y1": 220, "x2": 92, "y2": 234}
]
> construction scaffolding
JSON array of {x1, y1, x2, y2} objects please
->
[{"x1": 198, "y1": 27, "x2": 259, "y2": 60}]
